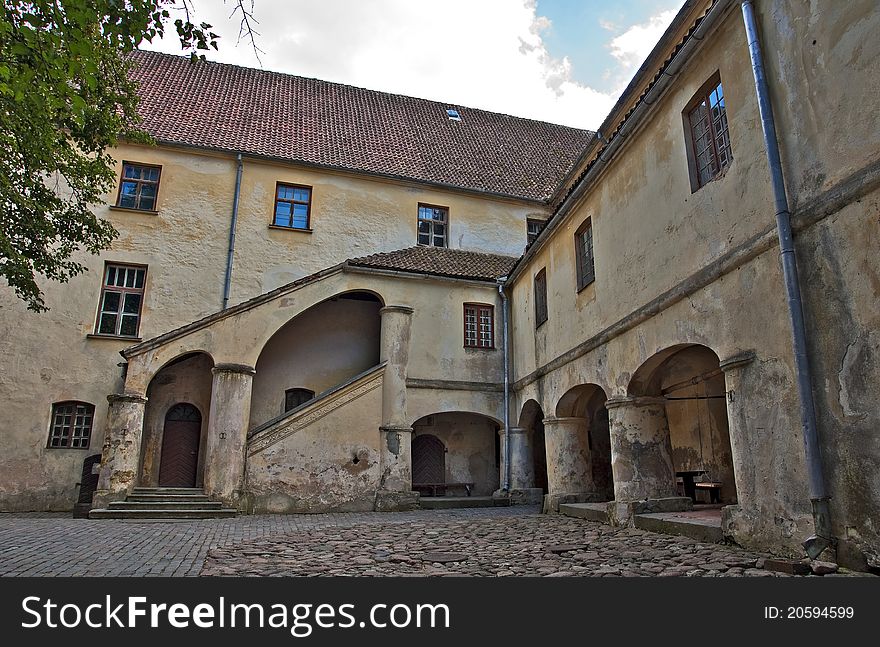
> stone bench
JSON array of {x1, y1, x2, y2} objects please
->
[{"x1": 694, "y1": 481, "x2": 723, "y2": 503}]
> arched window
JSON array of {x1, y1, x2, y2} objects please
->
[
  {"x1": 285, "y1": 388, "x2": 315, "y2": 412},
  {"x1": 48, "y1": 401, "x2": 95, "y2": 449}
]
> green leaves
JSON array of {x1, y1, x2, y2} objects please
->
[{"x1": 1, "y1": 1, "x2": 226, "y2": 311}]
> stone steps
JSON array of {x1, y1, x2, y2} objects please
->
[
  {"x1": 419, "y1": 496, "x2": 506, "y2": 509},
  {"x1": 89, "y1": 487, "x2": 237, "y2": 520},
  {"x1": 558, "y1": 502, "x2": 610, "y2": 523},
  {"x1": 633, "y1": 512, "x2": 724, "y2": 543}
]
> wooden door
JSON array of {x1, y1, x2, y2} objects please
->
[
  {"x1": 158, "y1": 403, "x2": 201, "y2": 487},
  {"x1": 412, "y1": 434, "x2": 445, "y2": 486}
]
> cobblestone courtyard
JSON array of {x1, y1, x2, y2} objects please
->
[{"x1": 0, "y1": 506, "x2": 822, "y2": 577}]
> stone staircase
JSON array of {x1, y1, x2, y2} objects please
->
[{"x1": 89, "y1": 487, "x2": 237, "y2": 520}]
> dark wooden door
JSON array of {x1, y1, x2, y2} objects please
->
[
  {"x1": 412, "y1": 434, "x2": 445, "y2": 486},
  {"x1": 158, "y1": 403, "x2": 201, "y2": 487}
]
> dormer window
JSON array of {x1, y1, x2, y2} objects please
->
[{"x1": 446, "y1": 109, "x2": 461, "y2": 121}]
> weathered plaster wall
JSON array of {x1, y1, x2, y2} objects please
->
[
  {"x1": 413, "y1": 412, "x2": 499, "y2": 496},
  {"x1": 139, "y1": 353, "x2": 214, "y2": 487},
  {"x1": 508, "y1": 1, "x2": 880, "y2": 561},
  {"x1": 250, "y1": 297, "x2": 381, "y2": 427},
  {"x1": 244, "y1": 383, "x2": 383, "y2": 513}
]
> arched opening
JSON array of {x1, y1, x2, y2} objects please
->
[
  {"x1": 555, "y1": 384, "x2": 612, "y2": 500},
  {"x1": 139, "y1": 352, "x2": 214, "y2": 487},
  {"x1": 250, "y1": 291, "x2": 382, "y2": 428},
  {"x1": 411, "y1": 412, "x2": 500, "y2": 496},
  {"x1": 158, "y1": 403, "x2": 202, "y2": 487},
  {"x1": 517, "y1": 400, "x2": 547, "y2": 492},
  {"x1": 628, "y1": 344, "x2": 737, "y2": 505}
]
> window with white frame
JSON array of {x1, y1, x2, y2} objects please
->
[{"x1": 95, "y1": 264, "x2": 146, "y2": 337}]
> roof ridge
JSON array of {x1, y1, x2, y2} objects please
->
[{"x1": 132, "y1": 50, "x2": 594, "y2": 135}]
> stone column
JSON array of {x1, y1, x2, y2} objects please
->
[
  {"x1": 375, "y1": 305, "x2": 419, "y2": 511},
  {"x1": 203, "y1": 363, "x2": 255, "y2": 507},
  {"x1": 542, "y1": 416, "x2": 595, "y2": 512},
  {"x1": 507, "y1": 427, "x2": 534, "y2": 490},
  {"x1": 92, "y1": 393, "x2": 148, "y2": 509},
  {"x1": 718, "y1": 352, "x2": 755, "y2": 541},
  {"x1": 606, "y1": 396, "x2": 686, "y2": 504}
]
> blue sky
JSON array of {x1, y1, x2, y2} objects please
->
[
  {"x1": 537, "y1": 0, "x2": 682, "y2": 91},
  {"x1": 143, "y1": 0, "x2": 683, "y2": 129}
]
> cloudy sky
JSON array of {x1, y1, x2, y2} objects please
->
[{"x1": 143, "y1": 0, "x2": 682, "y2": 129}]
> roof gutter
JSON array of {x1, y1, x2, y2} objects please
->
[{"x1": 507, "y1": 0, "x2": 735, "y2": 285}]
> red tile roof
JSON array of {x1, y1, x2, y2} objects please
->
[
  {"x1": 347, "y1": 246, "x2": 517, "y2": 282},
  {"x1": 129, "y1": 50, "x2": 593, "y2": 202}
]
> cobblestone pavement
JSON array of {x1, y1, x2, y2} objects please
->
[
  {"x1": 202, "y1": 511, "x2": 797, "y2": 577},
  {"x1": 0, "y1": 506, "x2": 527, "y2": 577}
]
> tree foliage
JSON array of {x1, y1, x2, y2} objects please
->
[{"x1": 0, "y1": 1, "x2": 224, "y2": 311}]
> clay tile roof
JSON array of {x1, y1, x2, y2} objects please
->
[
  {"x1": 347, "y1": 246, "x2": 518, "y2": 282},
  {"x1": 129, "y1": 50, "x2": 594, "y2": 202}
]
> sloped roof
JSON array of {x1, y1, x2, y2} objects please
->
[
  {"x1": 347, "y1": 246, "x2": 518, "y2": 282},
  {"x1": 129, "y1": 50, "x2": 594, "y2": 202}
]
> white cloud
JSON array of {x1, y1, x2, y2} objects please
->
[
  {"x1": 142, "y1": 1, "x2": 672, "y2": 130},
  {"x1": 606, "y1": 9, "x2": 678, "y2": 92}
]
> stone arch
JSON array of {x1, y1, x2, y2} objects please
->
[
  {"x1": 515, "y1": 399, "x2": 547, "y2": 493},
  {"x1": 617, "y1": 344, "x2": 737, "y2": 504},
  {"x1": 411, "y1": 411, "x2": 500, "y2": 496},
  {"x1": 139, "y1": 351, "x2": 214, "y2": 487},
  {"x1": 250, "y1": 290, "x2": 383, "y2": 428},
  {"x1": 554, "y1": 383, "x2": 612, "y2": 500}
]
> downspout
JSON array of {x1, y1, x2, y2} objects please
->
[
  {"x1": 741, "y1": 0, "x2": 833, "y2": 559},
  {"x1": 498, "y1": 278, "x2": 511, "y2": 492},
  {"x1": 222, "y1": 153, "x2": 244, "y2": 309}
]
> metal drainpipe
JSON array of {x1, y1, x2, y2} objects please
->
[
  {"x1": 222, "y1": 153, "x2": 244, "y2": 309},
  {"x1": 498, "y1": 278, "x2": 511, "y2": 492},
  {"x1": 741, "y1": 0, "x2": 833, "y2": 559}
]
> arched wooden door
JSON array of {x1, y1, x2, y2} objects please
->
[
  {"x1": 158, "y1": 403, "x2": 201, "y2": 487},
  {"x1": 412, "y1": 434, "x2": 445, "y2": 488}
]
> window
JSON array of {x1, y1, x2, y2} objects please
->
[
  {"x1": 95, "y1": 264, "x2": 146, "y2": 337},
  {"x1": 685, "y1": 74, "x2": 732, "y2": 190},
  {"x1": 116, "y1": 162, "x2": 161, "y2": 211},
  {"x1": 48, "y1": 401, "x2": 94, "y2": 449},
  {"x1": 417, "y1": 204, "x2": 448, "y2": 247},
  {"x1": 464, "y1": 303, "x2": 494, "y2": 349},
  {"x1": 527, "y1": 218, "x2": 545, "y2": 246},
  {"x1": 534, "y1": 268, "x2": 548, "y2": 327},
  {"x1": 285, "y1": 388, "x2": 315, "y2": 412},
  {"x1": 273, "y1": 183, "x2": 312, "y2": 229},
  {"x1": 575, "y1": 219, "x2": 595, "y2": 291}
]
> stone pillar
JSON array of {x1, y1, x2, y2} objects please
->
[
  {"x1": 92, "y1": 393, "x2": 148, "y2": 509},
  {"x1": 203, "y1": 363, "x2": 255, "y2": 507},
  {"x1": 375, "y1": 305, "x2": 419, "y2": 511},
  {"x1": 718, "y1": 352, "x2": 755, "y2": 541},
  {"x1": 606, "y1": 397, "x2": 690, "y2": 521},
  {"x1": 542, "y1": 416, "x2": 595, "y2": 512},
  {"x1": 508, "y1": 427, "x2": 534, "y2": 490}
]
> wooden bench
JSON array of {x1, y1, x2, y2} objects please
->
[
  {"x1": 413, "y1": 482, "x2": 474, "y2": 497},
  {"x1": 694, "y1": 481, "x2": 723, "y2": 503}
]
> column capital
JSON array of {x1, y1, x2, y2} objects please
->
[
  {"x1": 106, "y1": 392, "x2": 147, "y2": 405},
  {"x1": 379, "y1": 425, "x2": 413, "y2": 434},
  {"x1": 605, "y1": 395, "x2": 666, "y2": 410},
  {"x1": 719, "y1": 351, "x2": 756, "y2": 372},
  {"x1": 542, "y1": 416, "x2": 584, "y2": 425},
  {"x1": 380, "y1": 305, "x2": 414, "y2": 316},
  {"x1": 212, "y1": 363, "x2": 256, "y2": 376}
]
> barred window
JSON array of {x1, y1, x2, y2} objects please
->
[
  {"x1": 685, "y1": 74, "x2": 732, "y2": 190},
  {"x1": 575, "y1": 218, "x2": 595, "y2": 291},
  {"x1": 417, "y1": 204, "x2": 448, "y2": 247},
  {"x1": 273, "y1": 183, "x2": 312, "y2": 229},
  {"x1": 116, "y1": 162, "x2": 161, "y2": 211},
  {"x1": 534, "y1": 268, "x2": 548, "y2": 326},
  {"x1": 48, "y1": 401, "x2": 94, "y2": 449},
  {"x1": 95, "y1": 264, "x2": 146, "y2": 337},
  {"x1": 464, "y1": 303, "x2": 494, "y2": 349}
]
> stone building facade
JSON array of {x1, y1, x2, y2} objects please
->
[{"x1": 0, "y1": 0, "x2": 877, "y2": 569}]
